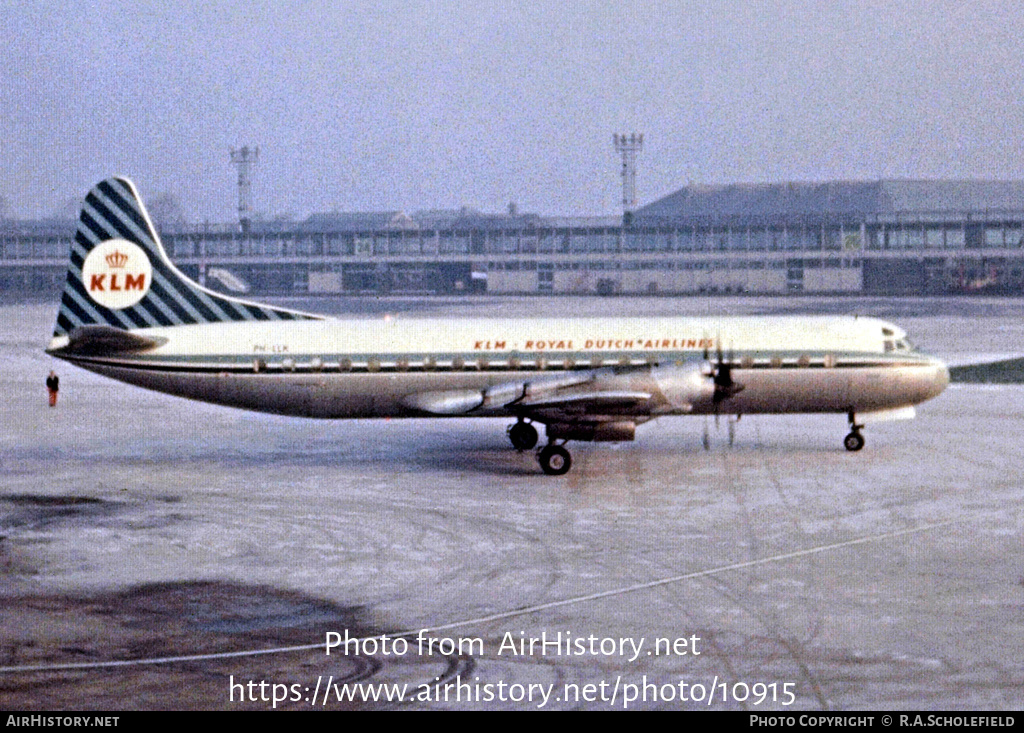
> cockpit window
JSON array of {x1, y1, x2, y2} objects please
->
[
  {"x1": 885, "y1": 337, "x2": 913, "y2": 353},
  {"x1": 882, "y1": 330, "x2": 913, "y2": 353}
]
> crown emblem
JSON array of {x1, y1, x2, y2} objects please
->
[{"x1": 105, "y1": 249, "x2": 129, "y2": 268}]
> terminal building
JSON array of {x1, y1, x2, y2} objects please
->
[{"x1": 3, "y1": 179, "x2": 1024, "y2": 297}]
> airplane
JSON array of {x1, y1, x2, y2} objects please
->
[{"x1": 46, "y1": 177, "x2": 949, "y2": 475}]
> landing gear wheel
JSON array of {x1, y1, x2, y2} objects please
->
[
  {"x1": 844, "y1": 430, "x2": 865, "y2": 452},
  {"x1": 508, "y1": 421, "x2": 538, "y2": 451},
  {"x1": 538, "y1": 445, "x2": 572, "y2": 475}
]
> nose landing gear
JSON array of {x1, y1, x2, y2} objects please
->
[
  {"x1": 844, "y1": 411, "x2": 865, "y2": 452},
  {"x1": 844, "y1": 430, "x2": 865, "y2": 451}
]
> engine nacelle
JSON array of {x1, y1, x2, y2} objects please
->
[
  {"x1": 651, "y1": 361, "x2": 716, "y2": 411},
  {"x1": 547, "y1": 421, "x2": 636, "y2": 442}
]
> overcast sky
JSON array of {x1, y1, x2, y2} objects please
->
[{"x1": 3, "y1": 1, "x2": 1024, "y2": 221}]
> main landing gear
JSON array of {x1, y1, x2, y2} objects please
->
[
  {"x1": 507, "y1": 419, "x2": 539, "y2": 451},
  {"x1": 507, "y1": 420, "x2": 572, "y2": 475},
  {"x1": 844, "y1": 411, "x2": 865, "y2": 452},
  {"x1": 538, "y1": 443, "x2": 572, "y2": 476}
]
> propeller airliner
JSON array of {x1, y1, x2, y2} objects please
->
[{"x1": 46, "y1": 178, "x2": 949, "y2": 474}]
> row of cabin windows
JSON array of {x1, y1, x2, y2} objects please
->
[{"x1": 252, "y1": 354, "x2": 838, "y2": 373}]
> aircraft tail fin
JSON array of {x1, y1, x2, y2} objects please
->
[{"x1": 51, "y1": 177, "x2": 320, "y2": 340}]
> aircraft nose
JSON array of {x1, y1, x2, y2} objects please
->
[{"x1": 929, "y1": 357, "x2": 950, "y2": 399}]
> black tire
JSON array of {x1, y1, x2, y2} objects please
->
[
  {"x1": 538, "y1": 445, "x2": 572, "y2": 475},
  {"x1": 508, "y1": 421, "x2": 539, "y2": 451},
  {"x1": 844, "y1": 431, "x2": 865, "y2": 452}
]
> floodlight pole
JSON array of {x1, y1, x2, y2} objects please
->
[
  {"x1": 613, "y1": 133, "x2": 643, "y2": 226},
  {"x1": 229, "y1": 146, "x2": 260, "y2": 234}
]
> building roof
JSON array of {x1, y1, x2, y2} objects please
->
[
  {"x1": 413, "y1": 209, "x2": 545, "y2": 231},
  {"x1": 298, "y1": 208, "x2": 546, "y2": 232},
  {"x1": 880, "y1": 180, "x2": 1024, "y2": 212},
  {"x1": 636, "y1": 180, "x2": 1024, "y2": 225},
  {"x1": 301, "y1": 211, "x2": 419, "y2": 232}
]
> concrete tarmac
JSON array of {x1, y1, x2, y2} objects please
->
[{"x1": 1, "y1": 298, "x2": 1022, "y2": 710}]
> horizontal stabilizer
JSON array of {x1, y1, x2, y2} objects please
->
[{"x1": 47, "y1": 325, "x2": 165, "y2": 357}]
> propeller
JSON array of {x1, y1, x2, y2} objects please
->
[{"x1": 703, "y1": 333, "x2": 745, "y2": 426}]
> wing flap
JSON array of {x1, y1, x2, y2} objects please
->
[{"x1": 513, "y1": 390, "x2": 654, "y2": 412}]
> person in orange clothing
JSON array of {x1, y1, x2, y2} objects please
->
[{"x1": 46, "y1": 371, "x2": 59, "y2": 407}]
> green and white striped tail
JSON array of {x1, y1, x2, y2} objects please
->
[{"x1": 52, "y1": 177, "x2": 319, "y2": 338}]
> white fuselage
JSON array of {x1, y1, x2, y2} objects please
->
[{"x1": 50, "y1": 315, "x2": 949, "y2": 420}]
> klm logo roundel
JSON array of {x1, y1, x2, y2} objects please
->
[{"x1": 81, "y1": 239, "x2": 153, "y2": 309}]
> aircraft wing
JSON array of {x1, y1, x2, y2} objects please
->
[{"x1": 401, "y1": 369, "x2": 658, "y2": 420}]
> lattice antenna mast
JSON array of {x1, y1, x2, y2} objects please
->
[
  {"x1": 613, "y1": 133, "x2": 643, "y2": 224},
  {"x1": 229, "y1": 146, "x2": 260, "y2": 233}
]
